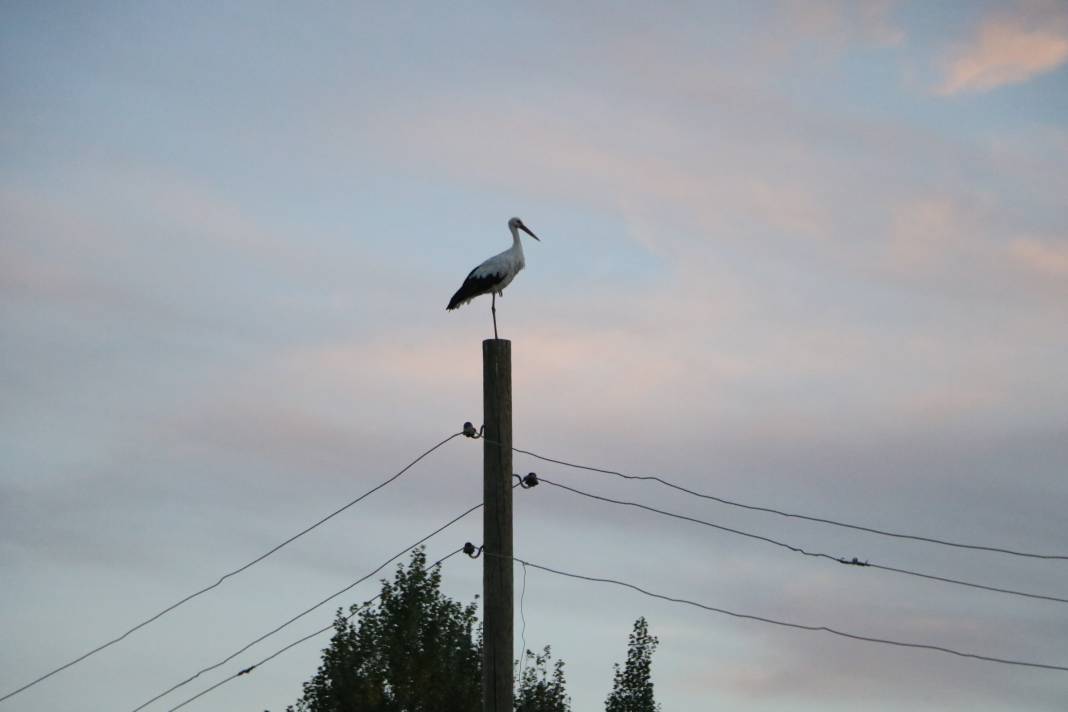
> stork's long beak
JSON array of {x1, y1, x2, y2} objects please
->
[{"x1": 520, "y1": 224, "x2": 540, "y2": 241}]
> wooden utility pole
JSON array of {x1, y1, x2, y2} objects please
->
[{"x1": 482, "y1": 338, "x2": 513, "y2": 712}]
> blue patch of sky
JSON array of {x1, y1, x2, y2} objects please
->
[
  {"x1": 758, "y1": 2, "x2": 1068, "y2": 146},
  {"x1": 901, "y1": 1, "x2": 1067, "y2": 134}
]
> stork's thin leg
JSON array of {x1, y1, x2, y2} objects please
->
[{"x1": 491, "y1": 292, "x2": 498, "y2": 339}]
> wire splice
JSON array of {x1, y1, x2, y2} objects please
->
[
  {"x1": 165, "y1": 549, "x2": 464, "y2": 711},
  {"x1": 487, "y1": 553, "x2": 1068, "y2": 674},
  {"x1": 538, "y1": 476, "x2": 1068, "y2": 604},
  {"x1": 839, "y1": 557, "x2": 870, "y2": 567},
  {"x1": 153, "y1": 490, "x2": 518, "y2": 711},
  {"x1": 131, "y1": 503, "x2": 485, "y2": 712}
]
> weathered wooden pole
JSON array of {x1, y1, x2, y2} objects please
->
[{"x1": 482, "y1": 338, "x2": 513, "y2": 712}]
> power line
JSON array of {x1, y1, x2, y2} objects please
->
[
  {"x1": 540, "y1": 476, "x2": 840, "y2": 562},
  {"x1": 518, "y1": 561, "x2": 529, "y2": 682},
  {"x1": 538, "y1": 477, "x2": 1068, "y2": 605},
  {"x1": 867, "y1": 561, "x2": 1068, "y2": 604},
  {"x1": 491, "y1": 553, "x2": 1068, "y2": 673},
  {"x1": 1, "y1": 431, "x2": 462, "y2": 706},
  {"x1": 507, "y1": 443, "x2": 1068, "y2": 562},
  {"x1": 166, "y1": 547, "x2": 465, "y2": 712},
  {"x1": 132, "y1": 494, "x2": 489, "y2": 712}
]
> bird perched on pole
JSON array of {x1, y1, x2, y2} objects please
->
[{"x1": 446, "y1": 217, "x2": 541, "y2": 339}]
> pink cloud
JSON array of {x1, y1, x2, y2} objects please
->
[
  {"x1": 168, "y1": 398, "x2": 367, "y2": 471},
  {"x1": 0, "y1": 189, "x2": 158, "y2": 307},
  {"x1": 877, "y1": 194, "x2": 1068, "y2": 313},
  {"x1": 770, "y1": 0, "x2": 905, "y2": 54},
  {"x1": 939, "y1": 4, "x2": 1068, "y2": 94},
  {"x1": 0, "y1": 242, "x2": 103, "y2": 303},
  {"x1": 1009, "y1": 237, "x2": 1068, "y2": 277},
  {"x1": 882, "y1": 197, "x2": 975, "y2": 273},
  {"x1": 356, "y1": 96, "x2": 838, "y2": 253}
]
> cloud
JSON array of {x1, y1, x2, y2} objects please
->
[
  {"x1": 939, "y1": 3, "x2": 1068, "y2": 94},
  {"x1": 1009, "y1": 237, "x2": 1068, "y2": 277},
  {"x1": 704, "y1": 622, "x2": 1064, "y2": 709},
  {"x1": 878, "y1": 194, "x2": 1068, "y2": 302},
  {"x1": 355, "y1": 92, "x2": 845, "y2": 254},
  {"x1": 882, "y1": 197, "x2": 971, "y2": 273},
  {"x1": 768, "y1": 0, "x2": 905, "y2": 55}
]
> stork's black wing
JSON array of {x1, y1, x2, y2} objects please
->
[{"x1": 446, "y1": 269, "x2": 504, "y2": 310}]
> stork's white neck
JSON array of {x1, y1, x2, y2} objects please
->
[{"x1": 510, "y1": 225, "x2": 524, "y2": 255}]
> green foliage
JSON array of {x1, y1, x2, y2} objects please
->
[
  {"x1": 604, "y1": 617, "x2": 660, "y2": 712},
  {"x1": 288, "y1": 548, "x2": 481, "y2": 712},
  {"x1": 515, "y1": 646, "x2": 570, "y2": 712}
]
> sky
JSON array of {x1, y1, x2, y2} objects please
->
[{"x1": 2, "y1": 1, "x2": 1068, "y2": 710}]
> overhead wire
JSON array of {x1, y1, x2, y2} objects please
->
[
  {"x1": 518, "y1": 561, "x2": 529, "y2": 682},
  {"x1": 131, "y1": 491, "x2": 493, "y2": 712},
  {"x1": 167, "y1": 547, "x2": 465, "y2": 712},
  {"x1": 537, "y1": 476, "x2": 1068, "y2": 605},
  {"x1": 0, "y1": 430, "x2": 461, "y2": 706},
  {"x1": 20, "y1": 428, "x2": 1062, "y2": 709},
  {"x1": 502, "y1": 443, "x2": 1068, "y2": 561},
  {"x1": 541, "y1": 476, "x2": 842, "y2": 563},
  {"x1": 490, "y1": 553, "x2": 1068, "y2": 673}
]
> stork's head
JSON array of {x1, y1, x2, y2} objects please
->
[{"x1": 509, "y1": 216, "x2": 540, "y2": 241}]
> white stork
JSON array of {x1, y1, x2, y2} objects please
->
[{"x1": 446, "y1": 217, "x2": 540, "y2": 338}]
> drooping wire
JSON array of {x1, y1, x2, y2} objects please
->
[
  {"x1": 503, "y1": 443, "x2": 1068, "y2": 562},
  {"x1": 518, "y1": 561, "x2": 529, "y2": 683},
  {"x1": 2, "y1": 431, "x2": 465, "y2": 706},
  {"x1": 515, "y1": 452, "x2": 530, "y2": 685},
  {"x1": 484, "y1": 553, "x2": 1068, "y2": 674},
  {"x1": 166, "y1": 547, "x2": 465, "y2": 712},
  {"x1": 132, "y1": 493, "x2": 490, "y2": 712},
  {"x1": 538, "y1": 477, "x2": 1068, "y2": 605}
]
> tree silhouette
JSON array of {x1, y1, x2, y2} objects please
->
[
  {"x1": 604, "y1": 617, "x2": 660, "y2": 712},
  {"x1": 515, "y1": 646, "x2": 570, "y2": 712},
  {"x1": 288, "y1": 549, "x2": 481, "y2": 712},
  {"x1": 287, "y1": 549, "x2": 576, "y2": 712}
]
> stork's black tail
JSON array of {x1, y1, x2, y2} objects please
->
[{"x1": 446, "y1": 289, "x2": 466, "y2": 310}]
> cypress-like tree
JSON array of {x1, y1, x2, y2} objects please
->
[{"x1": 604, "y1": 617, "x2": 660, "y2": 712}]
